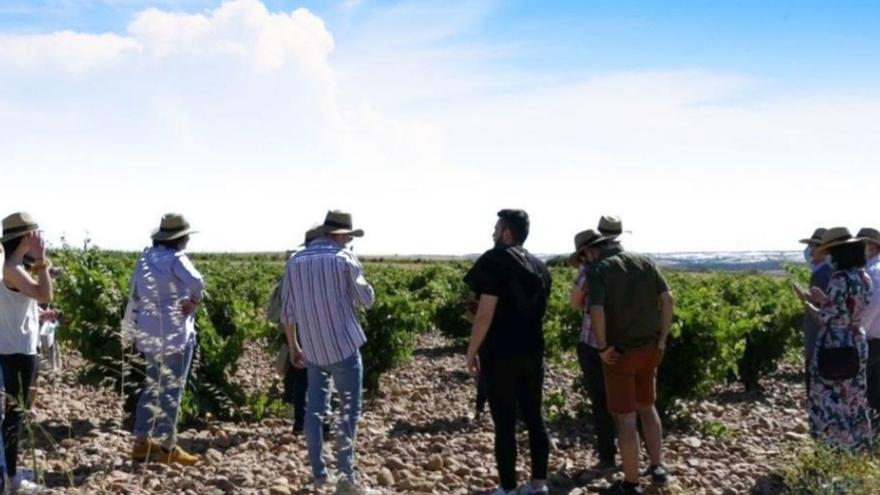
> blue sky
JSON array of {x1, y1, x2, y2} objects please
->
[
  {"x1": 1, "y1": 1, "x2": 878, "y2": 253},
  {"x1": 5, "y1": 0, "x2": 879, "y2": 85}
]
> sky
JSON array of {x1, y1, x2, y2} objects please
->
[{"x1": 1, "y1": 0, "x2": 878, "y2": 255}]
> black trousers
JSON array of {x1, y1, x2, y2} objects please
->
[
  {"x1": 485, "y1": 353, "x2": 550, "y2": 491},
  {"x1": 866, "y1": 340, "x2": 880, "y2": 419},
  {"x1": 282, "y1": 360, "x2": 308, "y2": 426},
  {"x1": 576, "y1": 343, "x2": 617, "y2": 462},
  {"x1": 0, "y1": 354, "x2": 39, "y2": 477}
]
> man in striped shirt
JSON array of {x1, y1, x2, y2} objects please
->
[{"x1": 281, "y1": 210, "x2": 377, "y2": 495}]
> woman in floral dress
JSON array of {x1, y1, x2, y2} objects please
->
[{"x1": 798, "y1": 227, "x2": 873, "y2": 451}]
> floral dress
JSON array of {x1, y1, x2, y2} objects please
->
[{"x1": 809, "y1": 268, "x2": 873, "y2": 452}]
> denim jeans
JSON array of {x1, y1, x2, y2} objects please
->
[
  {"x1": 133, "y1": 340, "x2": 194, "y2": 445},
  {"x1": 305, "y1": 351, "x2": 362, "y2": 481}
]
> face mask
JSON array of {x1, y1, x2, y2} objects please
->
[{"x1": 803, "y1": 246, "x2": 813, "y2": 264}]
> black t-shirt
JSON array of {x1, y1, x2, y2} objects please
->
[{"x1": 464, "y1": 246, "x2": 552, "y2": 361}]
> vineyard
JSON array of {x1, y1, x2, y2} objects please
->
[{"x1": 35, "y1": 245, "x2": 873, "y2": 493}]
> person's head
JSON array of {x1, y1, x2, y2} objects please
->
[
  {"x1": 1, "y1": 212, "x2": 39, "y2": 258},
  {"x1": 152, "y1": 235, "x2": 190, "y2": 251},
  {"x1": 321, "y1": 210, "x2": 363, "y2": 247},
  {"x1": 493, "y1": 209, "x2": 529, "y2": 247},
  {"x1": 570, "y1": 229, "x2": 602, "y2": 267},
  {"x1": 799, "y1": 227, "x2": 828, "y2": 265},
  {"x1": 817, "y1": 227, "x2": 866, "y2": 270},
  {"x1": 827, "y1": 241, "x2": 866, "y2": 270},
  {"x1": 857, "y1": 228, "x2": 880, "y2": 260},
  {"x1": 150, "y1": 213, "x2": 195, "y2": 251}
]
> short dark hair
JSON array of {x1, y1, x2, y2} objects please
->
[
  {"x1": 152, "y1": 235, "x2": 189, "y2": 251},
  {"x1": 2, "y1": 236, "x2": 25, "y2": 257},
  {"x1": 829, "y1": 241, "x2": 866, "y2": 270},
  {"x1": 497, "y1": 209, "x2": 530, "y2": 245}
]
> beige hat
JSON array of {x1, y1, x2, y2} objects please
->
[
  {"x1": 1, "y1": 212, "x2": 39, "y2": 243},
  {"x1": 151, "y1": 213, "x2": 196, "y2": 241},
  {"x1": 857, "y1": 227, "x2": 880, "y2": 246},
  {"x1": 799, "y1": 228, "x2": 827, "y2": 245},
  {"x1": 321, "y1": 210, "x2": 364, "y2": 237},
  {"x1": 816, "y1": 226, "x2": 862, "y2": 252},
  {"x1": 597, "y1": 215, "x2": 623, "y2": 238}
]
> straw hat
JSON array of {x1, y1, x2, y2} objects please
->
[
  {"x1": 798, "y1": 228, "x2": 827, "y2": 245},
  {"x1": 568, "y1": 229, "x2": 611, "y2": 265},
  {"x1": 1, "y1": 212, "x2": 39, "y2": 243},
  {"x1": 321, "y1": 210, "x2": 364, "y2": 237},
  {"x1": 857, "y1": 227, "x2": 880, "y2": 247},
  {"x1": 151, "y1": 213, "x2": 196, "y2": 241},
  {"x1": 815, "y1": 227, "x2": 862, "y2": 252}
]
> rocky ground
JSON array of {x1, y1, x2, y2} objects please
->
[{"x1": 25, "y1": 333, "x2": 808, "y2": 494}]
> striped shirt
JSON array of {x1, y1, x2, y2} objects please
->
[
  {"x1": 281, "y1": 239, "x2": 374, "y2": 366},
  {"x1": 574, "y1": 266, "x2": 598, "y2": 348}
]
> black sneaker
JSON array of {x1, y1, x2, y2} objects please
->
[
  {"x1": 599, "y1": 480, "x2": 643, "y2": 495},
  {"x1": 643, "y1": 464, "x2": 669, "y2": 485},
  {"x1": 293, "y1": 421, "x2": 304, "y2": 434},
  {"x1": 590, "y1": 459, "x2": 618, "y2": 473}
]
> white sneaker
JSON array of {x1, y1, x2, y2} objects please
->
[
  {"x1": 314, "y1": 473, "x2": 337, "y2": 491},
  {"x1": 11, "y1": 475, "x2": 45, "y2": 493},
  {"x1": 335, "y1": 477, "x2": 381, "y2": 495}
]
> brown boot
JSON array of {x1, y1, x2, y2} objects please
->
[
  {"x1": 131, "y1": 438, "x2": 165, "y2": 462},
  {"x1": 158, "y1": 445, "x2": 200, "y2": 466}
]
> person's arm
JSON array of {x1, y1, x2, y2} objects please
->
[
  {"x1": 347, "y1": 256, "x2": 375, "y2": 309},
  {"x1": 859, "y1": 273, "x2": 880, "y2": 333},
  {"x1": 4, "y1": 234, "x2": 52, "y2": 304},
  {"x1": 174, "y1": 255, "x2": 204, "y2": 315},
  {"x1": 280, "y1": 262, "x2": 306, "y2": 367},
  {"x1": 465, "y1": 294, "x2": 498, "y2": 376},
  {"x1": 657, "y1": 291, "x2": 675, "y2": 351},
  {"x1": 570, "y1": 267, "x2": 588, "y2": 311}
]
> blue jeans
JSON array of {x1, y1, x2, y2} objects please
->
[
  {"x1": 305, "y1": 351, "x2": 363, "y2": 481},
  {"x1": 133, "y1": 340, "x2": 194, "y2": 445}
]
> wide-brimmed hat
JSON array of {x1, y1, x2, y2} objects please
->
[
  {"x1": 321, "y1": 210, "x2": 364, "y2": 237},
  {"x1": 799, "y1": 228, "x2": 827, "y2": 245},
  {"x1": 568, "y1": 229, "x2": 612, "y2": 265},
  {"x1": 597, "y1": 215, "x2": 623, "y2": 239},
  {"x1": 1, "y1": 212, "x2": 39, "y2": 243},
  {"x1": 816, "y1": 227, "x2": 863, "y2": 252},
  {"x1": 151, "y1": 213, "x2": 196, "y2": 241},
  {"x1": 857, "y1": 227, "x2": 880, "y2": 247}
]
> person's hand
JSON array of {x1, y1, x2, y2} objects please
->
[
  {"x1": 808, "y1": 287, "x2": 829, "y2": 305},
  {"x1": 40, "y1": 309, "x2": 60, "y2": 323},
  {"x1": 466, "y1": 353, "x2": 481, "y2": 377},
  {"x1": 600, "y1": 346, "x2": 620, "y2": 365},
  {"x1": 26, "y1": 231, "x2": 47, "y2": 260},
  {"x1": 180, "y1": 298, "x2": 198, "y2": 315},
  {"x1": 290, "y1": 348, "x2": 306, "y2": 369}
]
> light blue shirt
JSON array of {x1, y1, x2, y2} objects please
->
[{"x1": 131, "y1": 246, "x2": 204, "y2": 355}]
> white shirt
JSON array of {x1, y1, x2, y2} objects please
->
[
  {"x1": 0, "y1": 282, "x2": 40, "y2": 355},
  {"x1": 862, "y1": 255, "x2": 880, "y2": 339}
]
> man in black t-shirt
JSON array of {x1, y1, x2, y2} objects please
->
[{"x1": 464, "y1": 209, "x2": 552, "y2": 495}]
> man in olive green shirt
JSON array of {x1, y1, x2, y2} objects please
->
[{"x1": 583, "y1": 232, "x2": 674, "y2": 495}]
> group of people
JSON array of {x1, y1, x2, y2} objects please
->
[
  {"x1": 3, "y1": 208, "x2": 874, "y2": 495},
  {"x1": 795, "y1": 226, "x2": 880, "y2": 452}
]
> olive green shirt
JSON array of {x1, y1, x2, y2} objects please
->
[{"x1": 587, "y1": 246, "x2": 670, "y2": 351}]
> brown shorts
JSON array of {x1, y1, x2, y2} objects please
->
[{"x1": 602, "y1": 344, "x2": 662, "y2": 414}]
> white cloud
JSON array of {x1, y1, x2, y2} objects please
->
[{"x1": 0, "y1": 0, "x2": 878, "y2": 255}]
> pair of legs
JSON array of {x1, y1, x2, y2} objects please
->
[
  {"x1": 305, "y1": 351, "x2": 363, "y2": 482},
  {"x1": 577, "y1": 343, "x2": 617, "y2": 464},
  {"x1": 283, "y1": 360, "x2": 309, "y2": 428},
  {"x1": 0, "y1": 353, "x2": 38, "y2": 482},
  {"x1": 603, "y1": 345, "x2": 664, "y2": 486},
  {"x1": 866, "y1": 339, "x2": 880, "y2": 429},
  {"x1": 133, "y1": 341, "x2": 194, "y2": 449},
  {"x1": 485, "y1": 353, "x2": 550, "y2": 492}
]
